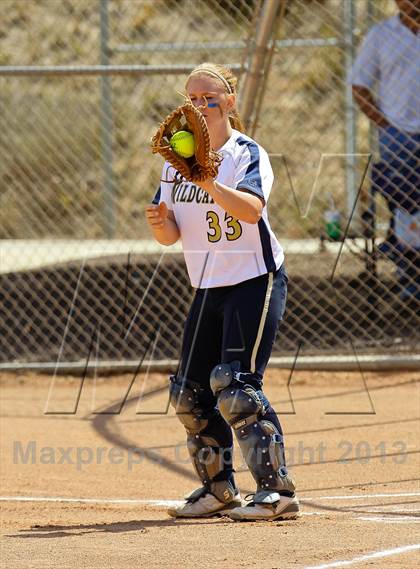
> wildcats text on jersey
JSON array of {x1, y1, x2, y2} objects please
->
[
  {"x1": 155, "y1": 130, "x2": 284, "y2": 288},
  {"x1": 171, "y1": 180, "x2": 215, "y2": 205}
]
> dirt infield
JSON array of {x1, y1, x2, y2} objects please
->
[{"x1": 1, "y1": 369, "x2": 419, "y2": 568}]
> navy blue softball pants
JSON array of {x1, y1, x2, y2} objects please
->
[{"x1": 177, "y1": 264, "x2": 289, "y2": 482}]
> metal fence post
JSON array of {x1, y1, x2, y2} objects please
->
[
  {"x1": 344, "y1": 0, "x2": 357, "y2": 227},
  {"x1": 239, "y1": 0, "x2": 282, "y2": 131},
  {"x1": 367, "y1": 0, "x2": 378, "y2": 159},
  {"x1": 99, "y1": 0, "x2": 116, "y2": 238}
]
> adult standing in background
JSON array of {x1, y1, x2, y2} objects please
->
[{"x1": 351, "y1": 0, "x2": 420, "y2": 300}]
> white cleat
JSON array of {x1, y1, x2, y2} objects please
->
[
  {"x1": 228, "y1": 492, "x2": 300, "y2": 521},
  {"x1": 167, "y1": 487, "x2": 242, "y2": 519}
]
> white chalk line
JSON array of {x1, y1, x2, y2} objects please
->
[
  {"x1": 357, "y1": 504, "x2": 420, "y2": 512},
  {"x1": 302, "y1": 491, "x2": 420, "y2": 524},
  {"x1": 2, "y1": 490, "x2": 419, "y2": 505},
  {"x1": 3, "y1": 494, "x2": 419, "y2": 567},
  {"x1": 303, "y1": 543, "x2": 420, "y2": 568},
  {"x1": 2, "y1": 491, "x2": 420, "y2": 525},
  {"x1": 0, "y1": 496, "x2": 183, "y2": 507},
  {"x1": 302, "y1": 491, "x2": 420, "y2": 501},
  {"x1": 356, "y1": 516, "x2": 420, "y2": 524},
  {"x1": 386, "y1": 506, "x2": 420, "y2": 512},
  {"x1": 0, "y1": 495, "x2": 328, "y2": 517},
  {"x1": 1, "y1": 491, "x2": 419, "y2": 508}
]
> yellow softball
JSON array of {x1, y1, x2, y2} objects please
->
[{"x1": 170, "y1": 130, "x2": 195, "y2": 159}]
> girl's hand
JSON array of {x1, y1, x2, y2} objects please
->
[{"x1": 145, "y1": 201, "x2": 169, "y2": 229}]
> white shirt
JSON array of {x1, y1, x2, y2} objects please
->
[
  {"x1": 350, "y1": 15, "x2": 420, "y2": 133},
  {"x1": 153, "y1": 129, "x2": 284, "y2": 288}
]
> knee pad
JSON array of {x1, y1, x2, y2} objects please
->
[
  {"x1": 210, "y1": 362, "x2": 264, "y2": 429},
  {"x1": 169, "y1": 374, "x2": 208, "y2": 433}
]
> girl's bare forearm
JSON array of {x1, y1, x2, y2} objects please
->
[
  {"x1": 151, "y1": 218, "x2": 180, "y2": 245},
  {"x1": 201, "y1": 180, "x2": 263, "y2": 224}
]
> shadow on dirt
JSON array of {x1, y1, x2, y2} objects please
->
[{"x1": 6, "y1": 517, "x2": 235, "y2": 539}]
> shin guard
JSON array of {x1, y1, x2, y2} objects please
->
[
  {"x1": 169, "y1": 374, "x2": 236, "y2": 503},
  {"x1": 210, "y1": 363, "x2": 295, "y2": 495}
]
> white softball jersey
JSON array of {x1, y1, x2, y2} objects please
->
[{"x1": 153, "y1": 129, "x2": 284, "y2": 288}]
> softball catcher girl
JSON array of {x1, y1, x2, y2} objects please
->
[{"x1": 145, "y1": 63, "x2": 299, "y2": 521}]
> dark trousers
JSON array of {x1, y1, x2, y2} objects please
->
[
  {"x1": 377, "y1": 125, "x2": 420, "y2": 217},
  {"x1": 373, "y1": 126, "x2": 420, "y2": 297},
  {"x1": 177, "y1": 265, "x2": 288, "y2": 481}
]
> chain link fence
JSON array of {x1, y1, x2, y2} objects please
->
[{"x1": 1, "y1": 0, "x2": 418, "y2": 368}]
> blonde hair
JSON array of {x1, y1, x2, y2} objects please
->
[{"x1": 186, "y1": 63, "x2": 245, "y2": 133}]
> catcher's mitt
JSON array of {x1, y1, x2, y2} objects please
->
[{"x1": 151, "y1": 101, "x2": 221, "y2": 182}]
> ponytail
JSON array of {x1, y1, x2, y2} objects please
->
[{"x1": 229, "y1": 109, "x2": 245, "y2": 133}]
